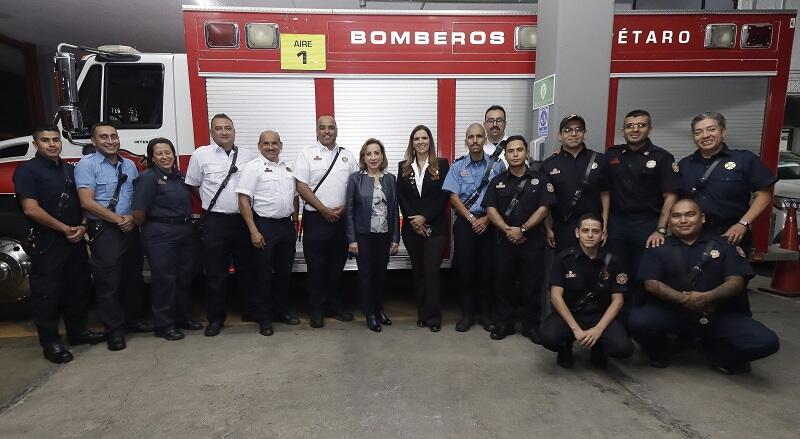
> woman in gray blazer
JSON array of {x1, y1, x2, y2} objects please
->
[{"x1": 345, "y1": 138, "x2": 400, "y2": 332}]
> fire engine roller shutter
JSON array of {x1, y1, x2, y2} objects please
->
[
  {"x1": 334, "y1": 79, "x2": 438, "y2": 171},
  {"x1": 454, "y1": 79, "x2": 535, "y2": 155},
  {"x1": 205, "y1": 77, "x2": 318, "y2": 163},
  {"x1": 614, "y1": 77, "x2": 768, "y2": 160}
]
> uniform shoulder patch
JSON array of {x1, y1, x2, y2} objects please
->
[
  {"x1": 672, "y1": 162, "x2": 679, "y2": 173},
  {"x1": 454, "y1": 155, "x2": 466, "y2": 162},
  {"x1": 546, "y1": 182, "x2": 554, "y2": 192},
  {"x1": 616, "y1": 273, "x2": 629, "y2": 285}
]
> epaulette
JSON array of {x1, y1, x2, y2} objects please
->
[
  {"x1": 542, "y1": 151, "x2": 559, "y2": 162},
  {"x1": 453, "y1": 155, "x2": 466, "y2": 163}
]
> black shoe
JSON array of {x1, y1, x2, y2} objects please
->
[
  {"x1": 274, "y1": 313, "x2": 301, "y2": 326},
  {"x1": 106, "y1": 331, "x2": 126, "y2": 351},
  {"x1": 366, "y1": 315, "x2": 382, "y2": 333},
  {"x1": 526, "y1": 327, "x2": 543, "y2": 345},
  {"x1": 416, "y1": 320, "x2": 427, "y2": 328},
  {"x1": 155, "y1": 327, "x2": 185, "y2": 341},
  {"x1": 713, "y1": 361, "x2": 751, "y2": 375},
  {"x1": 125, "y1": 321, "x2": 154, "y2": 333},
  {"x1": 259, "y1": 322, "x2": 274, "y2": 336},
  {"x1": 479, "y1": 317, "x2": 496, "y2": 333},
  {"x1": 378, "y1": 311, "x2": 392, "y2": 326},
  {"x1": 310, "y1": 316, "x2": 324, "y2": 328},
  {"x1": 177, "y1": 320, "x2": 204, "y2": 331},
  {"x1": 455, "y1": 318, "x2": 473, "y2": 332},
  {"x1": 490, "y1": 325, "x2": 515, "y2": 340},
  {"x1": 590, "y1": 347, "x2": 608, "y2": 370},
  {"x1": 42, "y1": 342, "x2": 73, "y2": 364},
  {"x1": 204, "y1": 321, "x2": 223, "y2": 337},
  {"x1": 556, "y1": 349, "x2": 574, "y2": 369},
  {"x1": 429, "y1": 324, "x2": 441, "y2": 333},
  {"x1": 647, "y1": 355, "x2": 670, "y2": 369},
  {"x1": 325, "y1": 310, "x2": 354, "y2": 322},
  {"x1": 66, "y1": 330, "x2": 105, "y2": 346}
]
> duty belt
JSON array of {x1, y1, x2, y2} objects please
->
[{"x1": 148, "y1": 215, "x2": 192, "y2": 224}]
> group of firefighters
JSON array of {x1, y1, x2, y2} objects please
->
[{"x1": 13, "y1": 104, "x2": 779, "y2": 375}]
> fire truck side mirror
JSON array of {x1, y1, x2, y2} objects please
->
[{"x1": 53, "y1": 51, "x2": 85, "y2": 134}]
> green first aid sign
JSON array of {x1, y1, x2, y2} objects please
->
[{"x1": 533, "y1": 74, "x2": 555, "y2": 110}]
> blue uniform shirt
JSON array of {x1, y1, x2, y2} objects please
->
[
  {"x1": 678, "y1": 144, "x2": 777, "y2": 222},
  {"x1": 133, "y1": 167, "x2": 193, "y2": 218},
  {"x1": 74, "y1": 153, "x2": 138, "y2": 218},
  {"x1": 442, "y1": 153, "x2": 505, "y2": 215}
]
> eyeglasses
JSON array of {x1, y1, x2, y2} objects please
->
[
  {"x1": 485, "y1": 118, "x2": 506, "y2": 125},
  {"x1": 561, "y1": 127, "x2": 585, "y2": 135},
  {"x1": 624, "y1": 123, "x2": 649, "y2": 130}
]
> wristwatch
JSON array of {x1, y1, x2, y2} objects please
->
[
  {"x1": 738, "y1": 219, "x2": 750, "y2": 228},
  {"x1": 520, "y1": 225, "x2": 528, "y2": 233},
  {"x1": 656, "y1": 227, "x2": 667, "y2": 235}
]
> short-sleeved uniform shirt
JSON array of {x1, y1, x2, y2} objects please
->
[
  {"x1": 441, "y1": 153, "x2": 505, "y2": 215},
  {"x1": 13, "y1": 153, "x2": 83, "y2": 227},
  {"x1": 678, "y1": 144, "x2": 777, "y2": 222},
  {"x1": 293, "y1": 142, "x2": 357, "y2": 211},
  {"x1": 637, "y1": 234, "x2": 754, "y2": 313},
  {"x1": 482, "y1": 167, "x2": 558, "y2": 244},
  {"x1": 541, "y1": 145, "x2": 608, "y2": 225},
  {"x1": 185, "y1": 143, "x2": 257, "y2": 214},
  {"x1": 550, "y1": 246, "x2": 628, "y2": 313},
  {"x1": 132, "y1": 167, "x2": 192, "y2": 218},
  {"x1": 235, "y1": 155, "x2": 297, "y2": 219},
  {"x1": 606, "y1": 140, "x2": 682, "y2": 216},
  {"x1": 74, "y1": 153, "x2": 139, "y2": 218}
]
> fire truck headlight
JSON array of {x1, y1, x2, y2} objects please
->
[
  {"x1": 247, "y1": 23, "x2": 280, "y2": 49},
  {"x1": 205, "y1": 22, "x2": 240, "y2": 48},
  {"x1": 741, "y1": 24, "x2": 773, "y2": 48},
  {"x1": 704, "y1": 24, "x2": 737, "y2": 49},
  {"x1": 515, "y1": 25, "x2": 537, "y2": 51}
]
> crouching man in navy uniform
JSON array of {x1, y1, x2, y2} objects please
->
[
  {"x1": 629, "y1": 198, "x2": 779, "y2": 374},
  {"x1": 540, "y1": 213, "x2": 634, "y2": 369}
]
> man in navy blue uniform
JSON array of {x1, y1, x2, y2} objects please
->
[
  {"x1": 13, "y1": 126, "x2": 104, "y2": 363},
  {"x1": 442, "y1": 123, "x2": 505, "y2": 332},
  {"x1": 483, "y1": 135, "x2": 557, "y2": 342},
  {"x1": 630, "y1": 198, "x2": 779, "y2": 374},
  {"x1": 606, "y1": 109, "x2": 682, "y2": 317},
  {"x1": 677, "y1": 112, "x2": 776, "y2": 256},
  {"x1": 542, "y1": 115, "x2": 609, "y2": 253}
]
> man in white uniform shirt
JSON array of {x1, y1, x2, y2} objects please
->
[
  {"x1": 294, "y1": 115, "x2": 358, "y2": 328},
  {"x1": 185, "y1": 113, "x2": 257, "y2": 336},
  {"x1": 237, "y1": 130, "x2": 301, "y2": 337},
  {"x1": 484, "y1": 105, "x2": 510, "y2": 167}
]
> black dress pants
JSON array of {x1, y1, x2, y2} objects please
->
[
  {"x1": 302, "y1": 210, "x2": 348, "y2": 317},
  {"x1": 452, "y1": 216, "x2": 494, "y2": 322},
  {"x1": 494, "y1": 234, "x2": 545, "y2": 330},
  {"x1": 29, "y1": 236, "x2": 91, "y2": 345},
  {"x1": 141, "y1": 221, "x2": 195, "y2": 330},
  {"x1": 540, "y1": 310, "x2": 635, "y2": 358},
  {"x1": 354, "y1": 232, "x2": 391, "y2": 317},
  {"x1": 88, "y1": 223, "x2": 146, "y2": 331},
  {"x1": 202, "y1": 213, "x2": 255, "y2": 323},
  {"x1": 402, "y1": 227, "x2": 446, "y2": 326},
  {"x1": 253, "y1": 216, "x2": 296, "y2": 323}
]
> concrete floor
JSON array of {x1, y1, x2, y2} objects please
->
[{"x1": 0, "y1": 274, "x2": 798, "y2": 438}]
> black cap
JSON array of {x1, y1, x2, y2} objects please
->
[{"x1": 559, "y1": 114, "x2": 586, "y2": 132}]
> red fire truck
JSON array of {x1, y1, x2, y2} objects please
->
[{"x1": 0, "y1": 7, "x2": 793, "y2": 303}]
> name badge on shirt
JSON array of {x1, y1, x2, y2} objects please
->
[
  {"x1": 157, "y1": 178, "x2": 167, "y2": 185},
  {"x1": 461, "y1": 169, "x2": 470, "y2": 177},
  {"x1": 496, "y1": 182, "x2": 506, "y2": 189},
  {"x1": 313, "y1": 156, "x2": 322, "y2": 161},
  {"x1": 565, "y1": 270, "x2": 577, "y2": 278},
  {"x1": 264, "y1": 167, "x2": 273, "y2": 172}
]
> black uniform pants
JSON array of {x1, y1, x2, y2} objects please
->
[
  {"x1": 29, "y1": 237, "x2": 91, "y2": 345},
  {"x1": 493, "y1": 234, "x2": 545, "y2": 330},
  {"x1": 452, "y1": 216, "x2": 494, "y2": 321},
  {"x1": 302, "y1": 210, "x2": 348, "y2": 317},
  {"x1": 141, "y1": 222, "x2": 195, "y2": 330},
  {"x1": 253, "y1": 216, "x2": 296, "y2": 323},
  {"x1": 540, "y1": 310, "x2": 634, "y2": 358},
  {"x1": 629, "y1": 301, "x2": 779, "y2": 366},
  {"x1": 354, "y1": 232, "x2": 391, "y2": 317},
  {"x1": 607, "y1": 213, "x2": 658, "y2": 321},
  {"x1": 402, "y1": 228, "x2": 446, "y2": 326},
  {"x1": 202, "y1": 213, "x2": 255, "y2": 323},
  {"x1": 88, "y1": 223, "x2": 146, "y2": 331}
]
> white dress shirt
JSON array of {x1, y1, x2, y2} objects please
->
[
  {"x1": 413, "y1": 159, "x2": 429, "y2": 196},
  {"x1": 484, "y1": 134, "x2": 509, "y2": 167},
  {"x1": 235, "y1": 155, "x2": 297, "y2": 219},
  {"x1": 185, "y1": 143, "x2": 258, "y2": 214},
  {"x1": 293, "y1": 142, "x2": 357, "y2": 211}
]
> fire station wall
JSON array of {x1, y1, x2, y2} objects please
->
[
  {"x1": 613, "y1": 76, "x2": 768, "y2": 159},
  {"x1": 205, "y1": 77, "x2": 318, "y2": 164},
  {"x1": 453, "y1": 79, "x2": 535, "y2": 156},
  {"x1": 333, "y1": 79, "x2": 438, "y2": 171}
]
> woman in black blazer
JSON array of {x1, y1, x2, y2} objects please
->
[
  {"x1": 397, "y1": 125, "x2": 450, "y2": 332},
  {"x1": 345, "y1": 138, "x2": 400, "y2": 333}
]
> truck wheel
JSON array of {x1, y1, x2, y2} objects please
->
[{"x1": 0, "y1": 212, "x2": 32, "y2": 309}]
